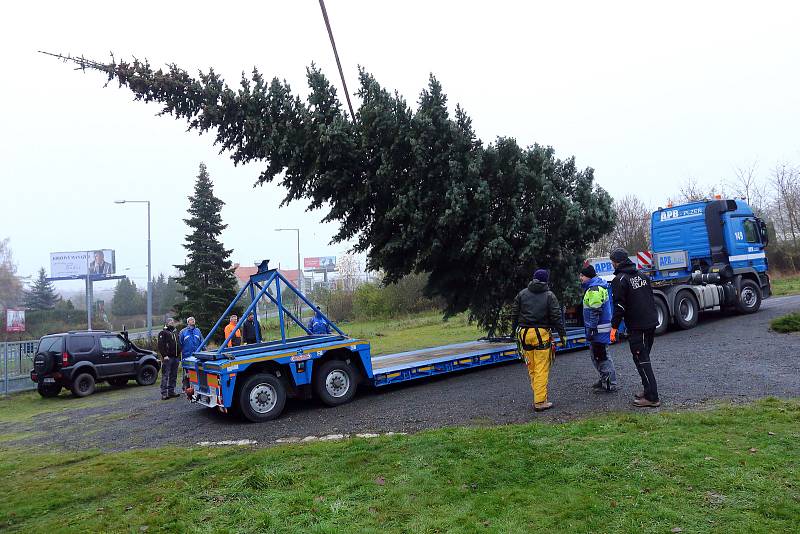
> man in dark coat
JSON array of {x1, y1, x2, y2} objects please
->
[
  {"x1": 510, "y1": 269, "x2": 567, "y2": 412},
  {"x1": 242, "y1": 313, "x2": 261, "y2": 344},
  {"x1": 609, "y1": 248, "x2": 661, "y2": 407},
  {"x1": 157, "y1": 318, "x2": 181, "y2": 400}
]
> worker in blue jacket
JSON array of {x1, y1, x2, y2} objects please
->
[
  {"x1": 307, "y1": 308, "x2": 331, "y2": 335},
  {"x1": 179, "y1": 316, "x2": 203, "y2": 356},
  {"x1": 580, "y1": 264, "x2": 618, "y2": 392}
]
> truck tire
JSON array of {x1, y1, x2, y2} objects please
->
[
  {"x1": 736, "y1": 279, "x2": 762, "y2": 314},
  {"x1": 654, "y1": 298, "x2": 669, "y2": 336},
  {"x1": 238, "y1": 373, "x2": 286, "y2": 422},
  {"x1": 674, "y1": 290, "x2": 699, "y2": 330},
  {"x1": 37, "y1": 383, "x2": 62, "y2": 398},
  {"x1": 136, "y1": 364, "x2": 158, "y2": 386},
  {"x1": 314, "y1": 360, "x2": 358, "y2": 407},
  {"x1": 71, "y1": 373, "x2": 96, "y2": 398}
]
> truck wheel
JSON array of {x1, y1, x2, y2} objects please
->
[
  {"x1": 37, "y1": 383, "x2": 62, "y2": 398},
  {"x1": 674, "y1": 290, "x2": 699, "y2": 330},
  {"x1": 136, "y1": 364, "x2": 158, "y2": 386},
  {"x1": 71, "y1": 373, "x2": 96, "y2": 398},
  {"x1": 736, "y1": 279, "x2": 762, "y2": 314},
  {"x1": 654, "y1": 298, "x2": 669, "y2": 335},
  {"x1": 238, "y1": 373, "x2": 286, "y2": 422},
  {"x1": 314, "y1": 360, "x2": 358, "y2": 406}
]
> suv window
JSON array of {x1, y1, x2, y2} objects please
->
[
  {"x1": 100, "y1": 335, "x2": 127, "y2": 352},
  {"x1": 67, "y1": 335, "x2": 95, "y2": 354},
  {"x1": 38, "y1": 336, "x2": 64, "y2": 354}
]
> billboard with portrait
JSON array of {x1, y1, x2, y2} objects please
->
[
  {"x1": 50, "y1": 250, "x2": 116, "y2": 277},
  {"x1": 303, "y1": 256, "x2": 336, "y2": 270},
  {"x1": 5, "y1": 309, "x2": 25, "y2": 333}
]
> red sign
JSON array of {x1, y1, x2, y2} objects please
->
[
  {"x1": 303, "y1": 256, "x2": 336, "y2": 270},
  {"x1": 304, "y1": 257, "x2": 321, "y2": 269},
  {"x1": 5, "y1": 309, "x2": 25, "y2": 333}
]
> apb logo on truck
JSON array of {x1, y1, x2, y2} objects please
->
[{"x1": 659, "y1": 207, "x2": 703, "y2": 221}]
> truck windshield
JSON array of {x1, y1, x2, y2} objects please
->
[
  {"x1": 743, "y1": 219, "x2": 759, "y2": 243},
  {"x1": 37, "y1": 336, "x2": 64, "y2": 354}
]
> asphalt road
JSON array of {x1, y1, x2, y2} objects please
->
[{"x1": 6, "y1": 295, "x2": 799, "y2": 451}]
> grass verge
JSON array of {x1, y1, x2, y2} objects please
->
[
  {"x1": 1, "y1": 398, "x2": 797, "y2": 533},
  {"x1": 770, "y1": 312, "x2": 800, "y2": 333},
  {"x1": 771, "y1": 274, "x2": 800, "y2": 296}
]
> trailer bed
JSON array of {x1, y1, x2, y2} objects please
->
[{"x1": 370, "y1": 327, "x2": 587, "y2": 387}]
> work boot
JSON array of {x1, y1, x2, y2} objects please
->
[
  {"x1": 590, "y1": 380, "x2": 604, "y2": 391},
  {"x1": 634, "y1": 390, "x2": 645, "y2": 399},
  {"x1": 168, "y1": 392, "x2": 181, "y2": 398},
  {"x1": 633, "y1": 397, "x2": 661, "y2": 408},
  {"x1": 534, "y1": 401, "x2": 554, "y2": 412},
  {"x1": 161, "y1": 394, "x2": 169, "y2": 401}
]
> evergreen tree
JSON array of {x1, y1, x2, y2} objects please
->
[
  {"x1": 174, "y1": 164, "x2": 239, "y2": 338},
  {"x1": 24, "y1": 267, "x2": 60, "y2": 310},
  {"x1": 54, "y1": 56, "x2": 615, "y2": 334},
  {"x1": 111, "y1": 278, "x2": 145, "y2": 316}
]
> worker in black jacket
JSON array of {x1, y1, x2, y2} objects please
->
[
  {"x1": 609, "y1": 248, "x2": 661, "y2": 407},
  {"x1": 242, "y1": 313, "x2": 261, "y2": 344},
  {"x1": 157, "y1": 318, "x2": 181, "y2": 400},
  {"x1": 510, "y1": 269, "x2": 567, "y2": 412}
]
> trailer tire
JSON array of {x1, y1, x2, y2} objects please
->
[
  {"x1": 314, "y1": 360, "x2": 358, "y2": 407},
  {"x1": 239, "y1": 373, "x2": 286, "y2": 422},
  {"x1": 654, "y1": 297, "x2": 669, "y2": 336},
  {"x1": 736, "y1": 279, "x2": 762, "y2": 314},
  {"x1": 674, "y1": 290, "x2": 699, "y2": 330}
]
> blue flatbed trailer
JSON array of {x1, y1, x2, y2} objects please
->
[{"x1": 183, "y1": 261, "x2": 592, "y2": 422}]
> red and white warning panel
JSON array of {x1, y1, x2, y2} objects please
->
[{"x1": 637, "y1": 250, "x2": 653, "y2": 269}]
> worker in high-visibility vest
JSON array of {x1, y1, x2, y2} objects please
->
[
  {"x1": 510, "y1": 269, "x2": 567, "y2": 411},
  {"x1": 224, "y1": 315, "x2": 243, "y2": 347}
]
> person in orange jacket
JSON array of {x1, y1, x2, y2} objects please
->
[{"x1": 223, "y1": 314, "x2": 243, "y2": 347}]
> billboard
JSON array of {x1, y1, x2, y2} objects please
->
[
  {"x1": 5, "y1": 309, "x2": 25, "y2": 333},
  {"x1": 303, "y1": 256, "x2": 336, "y2": 270},
  {"x1": 50, "y1": 250, "x2": 116, "y2": 277}
]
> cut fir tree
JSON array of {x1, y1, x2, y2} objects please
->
[{"x1": 46, "y1": 53, "x2": 615, "y2": 335}]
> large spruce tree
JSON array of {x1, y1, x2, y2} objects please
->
[
  {"x1": 24, "y1": 267, "x2": 60, "y2": 310},
  {"x1": 174, "y1": 163, "x2": 239, "y2": 338},
  {"x1": 51, "y1": 55, "x2": 615, "y2": 334}
]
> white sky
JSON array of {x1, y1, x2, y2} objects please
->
[{"x1": 2, "y1": 1, "x2": 799, "y2": 293}]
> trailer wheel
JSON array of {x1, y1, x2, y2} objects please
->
[
  {"x1": 674, "y1": 290, "x2": 699, "y2": 330},
  {"x1": 654, "y1": 298, "x2": 669, "y2": 336},
  {"x1": 314, "y1": 360, "x2": 358, "y2": 406},
  {"x1": 238, "y1": 373, "x2": 286, "y2": 422},
  {"x1": 736, "y1": 279, "x2": 762, "y2": 314}
]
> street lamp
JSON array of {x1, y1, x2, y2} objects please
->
[
  {"x1": 115, "y1": 200, "x2": 152, "y2": 340},
  {"x1": 274, "y1": 228, "x2": 301, "y2": 291}
]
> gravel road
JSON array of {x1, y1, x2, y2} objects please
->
[{"x1": 6, "y1": 295, "x2": 799, "y2": 451}]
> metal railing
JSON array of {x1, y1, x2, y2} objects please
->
[{"x1": 2, "y1": 340, "x2": 38, "y2": 395}]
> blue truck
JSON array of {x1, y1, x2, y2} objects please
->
[
  {"x1": 586, "y1": 197, "x2": 770, "y2": 335},
  {"x1": 182, "y1": 261, "x2": 591, "y2": 422}
]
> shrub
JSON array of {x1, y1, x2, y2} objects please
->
[{"x1": 771, "y1": 312, "x2": 800, "y2": 333}]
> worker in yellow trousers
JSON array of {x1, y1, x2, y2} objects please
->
[{"x1": 510, "y1": 269, "x2": 567, "y2": 411}]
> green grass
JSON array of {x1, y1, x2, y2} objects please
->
[
  {"x1": 770, "y1": 312, "x2": 800, "y2": 333},
  {"x1": 0, "y1": 386, "x2": 134, "y2": 424},
  {"x1": 772, "y1": 274, "x2": 800, "y2": 296},
  {"x1": 0, "y1": 398, "x2": 797, "y2": 533}
]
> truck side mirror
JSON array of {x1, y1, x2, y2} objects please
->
[{"x1": 757, "y1": 218, "x2": 769, "y2": 246}]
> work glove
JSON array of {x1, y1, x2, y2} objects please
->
[{"x1": 610, "y1": 328, "x2": 618, "y2": 343}]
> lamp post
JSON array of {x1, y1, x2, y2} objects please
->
[
  {"x1": 274, "y1": 228, "x2": 301, "y2": 291},
  {"x1": 115, "y1": 200, "x2": 152, "y2": 340}
]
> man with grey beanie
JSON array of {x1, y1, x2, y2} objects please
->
[{"x1": 157, "y1": 318, "x2": 181, "y2": 400}]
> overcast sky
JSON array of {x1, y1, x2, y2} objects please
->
[{"x1": 2, "y1": 1, "x2": 798, "y2": 293}]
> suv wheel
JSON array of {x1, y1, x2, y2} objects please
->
[
  {"x1": 136, "y1": 364, "x2": 158, "y2": 386},
  {"x1": 37, "y1": 383, "x2": 62, "y2": 398},
  {"x1": 72, "y1": 373, "x2": 96, "y2": 398}
]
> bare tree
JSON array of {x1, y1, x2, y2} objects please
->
[
  {"x1": 589, "y1": 194, "x2": 651, "y2": 256},
  {"x1": 0, "y1": 238, "x2": 23, "y2": 310},
  {"x1": 728, "y1": 162, "x2": 768, "y2": 216},
  {"x1": 670, "y1": 177, "x2": 723, "y2": 205},
  {"x1": 770, "y1": 162, "x2": 800, "y2": 256}
]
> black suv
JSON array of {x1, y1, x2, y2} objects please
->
[{"x1": 30, "y1": 330, "x2": 161, "y2": 398}]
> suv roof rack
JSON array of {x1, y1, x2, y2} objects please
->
[{"x1": 66, "y1": 329, "x2": 113, "y2": 334}]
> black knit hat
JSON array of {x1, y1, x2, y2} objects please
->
[
  {"x1": 609, "y1": 247, "x2": 630, "y2": 263},
  {"x1": 580, "y1": 264, "x2": 596, "y2": 278}
]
